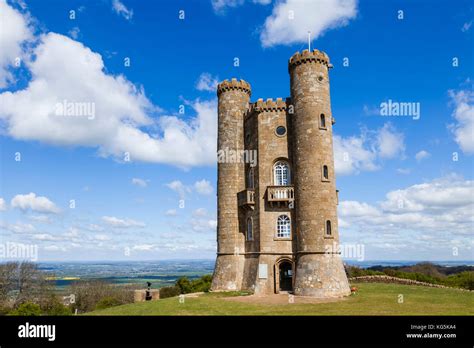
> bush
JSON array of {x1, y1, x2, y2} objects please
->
[
  {"x1": 40, "y1": 295, "x2": 72, "y2": 316},
  {"x1": 176, "y1": 277, "x2": 193, "y2": 294},
  {"x1": 69, "y1": 280, "x2": 135, "y2": 313},
  {"x1": 159, "y1": 286, "x2": 180, "y2": 299},
  {"x1": 9, "y1": 302, "x2": 42, "y2": 316},
  {"x1": 445, "y1": 271, "x2": 474, "y2": 290},
  {"x1": 95, "y1": 296, "x2": 122, "y2": 310}
]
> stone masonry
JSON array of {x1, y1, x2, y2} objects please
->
[{"x1": 211, "y1": 49, "x2": 351, "y2": 298}]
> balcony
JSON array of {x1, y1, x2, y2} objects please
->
[
  {"x1": 238, "y1": 189, "x2": 255, "y2": 209},
  {"x1": 267, "y1": 186, "x2": 294, "y2": 207}
]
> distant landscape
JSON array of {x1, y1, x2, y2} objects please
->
[{"x1": 35, "y1": 259, "x2": 473, "y2": 290}]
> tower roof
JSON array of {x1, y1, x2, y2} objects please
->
[
  {"x1": 288, "y1": 49, "x2": 330, "y2": 72},
  {"x1": 217, "y1": 78, "x2": 251, "y2": 97}
]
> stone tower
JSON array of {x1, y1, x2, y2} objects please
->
[
  {"x1": 211, "y1": 79, "x2": 250, "y2": 291},
  {"x1": 211, "y1": 49, "x2": 351, "y2": 298}
]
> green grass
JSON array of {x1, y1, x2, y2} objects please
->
[{"x1": 88, "y1": 283, "x2": 474, "y2": 316}]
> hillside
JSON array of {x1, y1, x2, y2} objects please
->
[{"x1": 88, "y1": 282, "x2": 474, "y2": 316}]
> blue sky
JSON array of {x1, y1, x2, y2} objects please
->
[{"x1": 0, "y1": 0, "x2": 472, "y2": 261}]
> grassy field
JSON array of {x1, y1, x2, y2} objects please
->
[{"x1": 89, "y1": 282, "x2": 474, "y2": 316}]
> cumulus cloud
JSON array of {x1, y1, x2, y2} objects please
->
[
  {"x1": 11, "y1": 193, "x2": 60, "y2": 214},
  {"x1": 415, "y1": 150, "x2": 430, "y2": 162},
  {"x1": 196, "y1": 73, "x2": 219, "y2": 92},
  {"x1": 0, "y1": 0, "x2": 33, "y2": 88},
  {"x1": 260, "y1": 0, "x2": 357, "y2": 47},
  {"x1": 0, "y1": 3, "x2": 218, "y2": 168},
  {"x1": 194, "y1": 179, "x2": 214, "y2": 195},
  {"x1": 339, "y1": 175, "x2": 474, "y2": 236},
  {"x1": 112, "y1": 0, "x2": 133, "y2": 21},
  {"x1": 334, "y1": 123, "x2": 405, "y2": 175},
  {"x1": 102, "y1": 216, "x2": 145, "y2": 228},
  {"x1": 448, "y1": 89, "x2": 474, "y2": 154}
]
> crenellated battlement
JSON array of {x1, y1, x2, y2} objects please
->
[
  {"x1": 217, "y1": 78, "x2": 251, "y2": 97},
  {"x1": 288, "y1": 49, "x2": 330, "y2": 72},
  {"x1": 252, "y1": 97, "x2": 288, "y2": 112}
]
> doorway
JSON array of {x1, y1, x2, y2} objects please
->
[{"x1": 278, "y1": 261, "x2": 293, "y2": 292}]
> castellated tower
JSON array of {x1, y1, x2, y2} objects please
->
[
  {"x1": 289, "y1": 51, "x2": 350, "y2": 297},
  {"x1": 211, "y1": 50, "x2": 351, "y2": 298},
  {"x1": 211, "y1": 79, "x2": 250, "y2": 291}
]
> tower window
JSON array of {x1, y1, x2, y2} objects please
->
[
  {"x1": 276, "y1": 215, "x2": 291, "y2": 238},
  {"x1": 276, "y1": 126, "x2": 287, "y2": 136},
  {"x1": 323, "y1": 165, "x2": 329, "y2": 180},
  {"x1": 246, "y1": 217, "x2": 253, "y2": 241},
  {"x1": 320, "y1": 114, "x2": 326, "y2": 129},
  {"x1": 274, "y1": 161, "x2": 291, "y2": 186},
  {"x1": 247, "y1": 167, "x2": 255, "y2": 189},
  {"x1": 326, "y1": 220, "x2": 332, "y2": 236}
]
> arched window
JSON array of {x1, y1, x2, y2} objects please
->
[
  {"x1": 247, "y1": 167, "x2": 254, "y2": 189},
  {"x1": 273, "y1": 161, "x2": 290, "y2": 186},
  {"x1": 246, "y1": 217, "x2": 253, "y2": 241},
  {"x1": 323, "y1": 165, "x2": 329, "y2": 180},
  {"x1": 276, "y1": 215, "x2": 291, "y2": 238},
  {"x1": 320, "y1": 114, "x2": 326, "y2": 128},
  {"x1": 326, "y1": 220, "x2": 332, "y2": 236}
]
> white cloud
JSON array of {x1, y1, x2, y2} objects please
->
[
  {"x1": 211, "y1": 0, "x2": 244, "y2": 13},
  {"x1": 339, "y1": 201, "x2": 381, "y2": 218},
  {"x1": 334, "y1": 123, "x2": 406, "y2": 175},
  {"x1": 0, "y1": 0, "x2": 33, "y2": 88},
  {"x1": 211, "y1": 0, "x2": 270, "y2": 13},
  {"x1": 112, "y1": 0, "x2": 133, "y2": 21},
  {"x1": 448, "y1": 89, "x2": 474, "y2": 154},
  {"x1": 193, "y1": 208, "x2": 208, "y2": 217},
  {"x1": 11, "y1": 192, "x2": 60, "y2": 214},
  {"x1": 28, "y1": 215, "x2": 52, "y2": 223},
  {"x1": 196, "y1": 73, "x2": 219, "y2": 92},
  {"x1": 132, "y1": 244, "x2": 155, "y2": 251},
  {"x1": 260, "y1": 0, "x2": 357, "y2": 47},
  {"x1": 376, "y1": 123, "x2": 405, "y2": 159},
  {"x1": 131, "y1": 178, "x2": 148, "y2": 187},
  {"x1": 0, "y1": 221, "x2": 36, "y2": 233},
  {"x1": 32, "y1": 233, "x2": 58, "y2": 241},
  {"x1": 340, "y1": 175, "x2": 474, "y2": 236},
  {"x1": 93, "y1": 234, "x2": 111, "y2": 241},
  {"x1": 0, "y1": 198, "x2": 6, "y2": 211},
  {"x1": 415, "y1": 150, "x2": 430, "y2": 162},
  {"x1": 166, "y1": 180, "x2": 191, "y2": 199},
  {"x1": 102, "y1": 216, "x2": 145, "y2": 228},
  {"x1": 165, "y1": 209, "x2": 177, "y2": 216},
  {"x1": 43, "y1": 245, "x2": 67, "y2": 252},
  {"x1": 397, "y1": 168, "x2": 411, "y2": 175},
  {"x1": 191, "y1": 218, "x2": 217, "y2": 232},
  {"x1": 0, "y1": 27, "x2": 218, "y2": 168},
  {"x1": 194, "y1": 179, "x2": 213, "y2": 195}
]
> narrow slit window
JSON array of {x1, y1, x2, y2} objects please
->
[
  {"x1": 326, "y1": 220, "x2": 332, "y2": 236},
  {"x1": 320, "y1": 114, "x2": 326, "y2": 128},
  {"x1": 323, "y1": 165, "x2": 329, "y2": 180}
]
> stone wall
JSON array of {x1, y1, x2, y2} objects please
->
[{"x1": 349, "y1": 275, "x2": 472, "y2": 291}]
